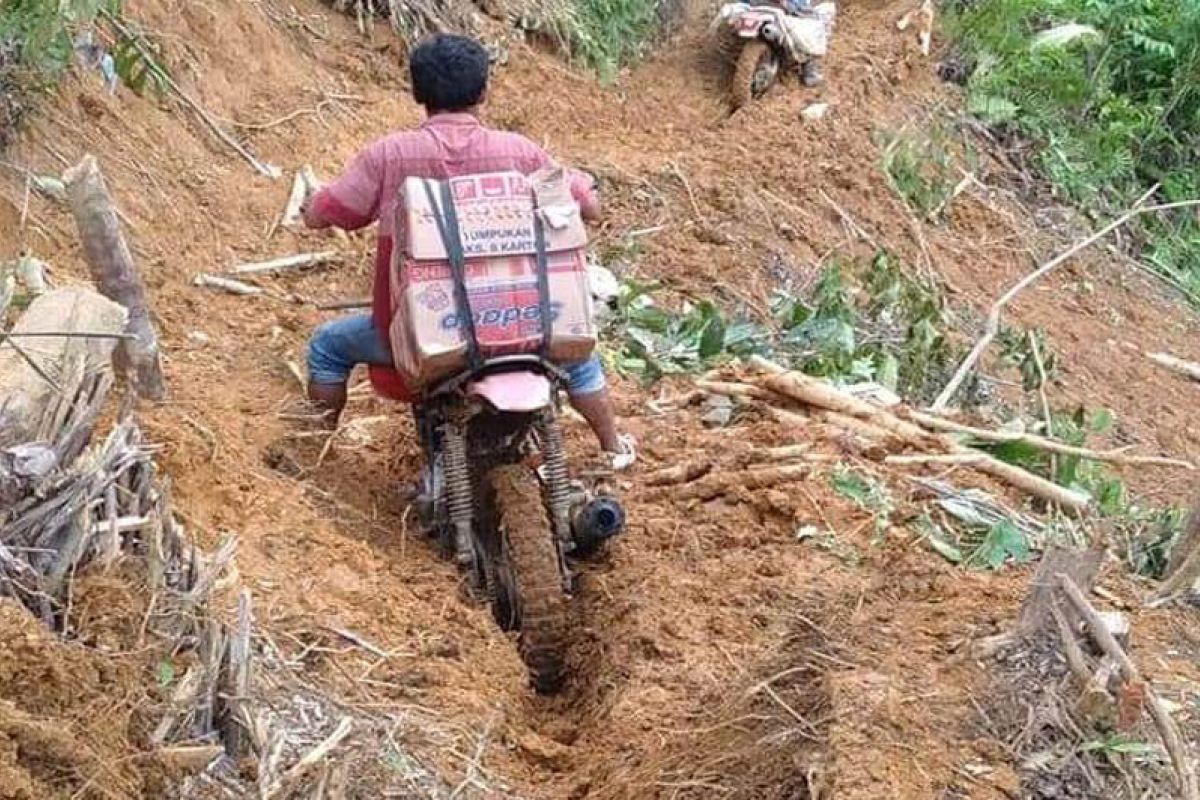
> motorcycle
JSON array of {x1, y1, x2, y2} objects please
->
[
  {"x1": 369, "y1": 346, "x2": 624, "y2": 695},
  {"x1": 716, "y1": 1, "x2": 836, "y2": 108}
]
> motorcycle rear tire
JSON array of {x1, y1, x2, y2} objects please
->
[
  {"x1": 732, "y1": 40, "x2": 777, "y2": 109},
  {"x1": 491, "y1": 463, "x2": 568, "y2": 694}
]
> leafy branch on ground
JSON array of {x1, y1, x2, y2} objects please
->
[
  {"x1": 879, "y1": 124, "x2": 975, "y2": 219},
  {"x1": 607, "y1": 250, "x2": 1000, "y2": 406}
]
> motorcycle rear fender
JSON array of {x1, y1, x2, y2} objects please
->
[{"x1": 468, "y1": 371, "x2": 554, "y2": 413}]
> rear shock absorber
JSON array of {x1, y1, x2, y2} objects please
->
[
  {"x1": 538, "y1": 413, "x2": 574, "y2": 552},
  {"x1": 442, "y1": 419, "x2": 474, "y2": 566}
]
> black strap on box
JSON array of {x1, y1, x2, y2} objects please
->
[
  {"x1": 423, "y1": 179, "x2": 483, "y2": 372},
  {"x1": 531, "y1": 212, "x2": 553, "y2": 359},
  {"x1": 423, "y1": 177, "x2": 556, "y2": 370}
]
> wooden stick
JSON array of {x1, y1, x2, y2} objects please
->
[
  {"x1": 281, "y1": 166, "x2": 318, "y2": 229},
  {"x1": 1050, "y1": 601, "x2": 1095, "y2": 686},
  {"x1": 263, "y1": 718, "x2": 353, "y2": 800},
  {"x1": 226, "y1": 251, "x2": 339, "y2": 276},
  {"x1": 1147, "y1": 351, "x2": 1200, "y2": 383},
  {"x1": 316, "y1": 297, "x2": 371, "y2": 311},
  {"x1": 906, "y1": 409, "x2": 1195, "y2": 470},
  {"x1": 63, "y1": 155, "x2": 166, "y2": 400},
  {"x1": 193, "y1": 274, "x2": 263, "y2": 296},
  {"x1": 931, "y1": 199, "x2": 1200, "y2": 410},
  {"x1": 1058, "y1": 573, "x2": 1200, "y2": 800}
]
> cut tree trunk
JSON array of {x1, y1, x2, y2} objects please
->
[
  {"x1": 63, "y1": 155, "x2": 166, "y2": 400},
  {"x1": 1017, "y1": 546, "x2": 1104, "y2": 635},
  {"x1": 0, "y1": 287, "x2": 126, "y2": 448}
]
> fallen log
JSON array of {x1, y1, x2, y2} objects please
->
[
  {"x1": 649, "y1": 464, "x2": 811, "y2": 502},
  {"x1": 747, "y1": 357, "x2": 1092, "y2": 513},
  {"x1": 905, "y1": 409, "x2": 1194, "y2": 470},
  {"x1": 643, "y1": 460, "x2": 713, "y2": 487},
  {"x1": 0, "y1": 287, "x2": 125, "y2": 447},
  {"x1": 64, "y1": 155, "x2": 166, "y2": 400},
  {"x1": 1147, "y1": 351, "x2": 1200, "y2": 383}
]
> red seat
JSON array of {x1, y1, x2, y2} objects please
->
[{"x1": 368, "y1": 365, "x2": 416, "y2": 403}]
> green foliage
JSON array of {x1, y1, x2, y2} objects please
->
[
  {"x1": 831, "y1": 465, "x2": 893, "y2": 539},
  {"x1": 0, "y1": 0, "x2": 171, "y2": 132},
  {"x1": 947, "y1": 0, "x2": 1200, "y2": 299},
  {"x1": 607, "y1": 251, "x2": 970, "y2": 404},
  {"x1": 966, "y1": 519, "x2": 1033, "y2": 570},
  {"x1": 566, "y1": 0, "x2": 660, "y2": 80},
  {"x1": 879, "y1": 127, "x2": 970, "y2": 219},
  {"x1": 1, "y1": 0, "x2": 109, "y2": 81},
  {"x1": 980, "y1": 403, "x2": 1188, "y2": 578}
]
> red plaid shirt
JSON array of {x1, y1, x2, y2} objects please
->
[{"x1": 307, "y1": 113, "x2": 597, "y2": 337}]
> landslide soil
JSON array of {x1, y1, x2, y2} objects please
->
[{"x1": 2, "y1": 0, "x2": 1199, "y2": 797}]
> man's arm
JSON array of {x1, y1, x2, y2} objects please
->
[{"x1": 303, "y1": 142, "x2": 385, "y2": 231}]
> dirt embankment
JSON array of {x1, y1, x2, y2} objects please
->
[{"x1": 2, "y1": 0, "x2": 1199, "y2": 797}]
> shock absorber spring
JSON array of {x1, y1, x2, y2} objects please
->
[
  {"x1": 443, "y1": 420, "x2": 474, "y2": 565},
  {"x1": 538, "y1": 414, "x2": 573, "y2": 550}
]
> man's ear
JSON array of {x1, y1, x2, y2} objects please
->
[{"x1": 477, "y1": 88, "x2": 489, "y2": 108}]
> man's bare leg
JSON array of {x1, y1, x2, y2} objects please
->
[
  {"x1": 569, "y1": 387, "x2": 621, "y2": 453},
  {"x1": 308, "y1": 382, "x2": 347, "y2": 430}
]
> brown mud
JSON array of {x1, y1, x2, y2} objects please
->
[{"x1": 1, "y1": 0, "x2": 1199, "y2": 797}]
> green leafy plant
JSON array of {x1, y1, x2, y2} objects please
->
[
  {"x1": 0, "y1": 0, "x2": 172, "y2": 142},
  {"x1": 965, "y1": 519, "x2": 1033, "y2": 570},
  {"x1": 947, "y1": 0, "x2": 1200, "y2": 301},
  {"x1": 831, "y1": 465, "x2": 894, "y2": 540},
  {"x1": 608, "y1": 251, "x2": 983, "y2": 405},
  {"x1": 879, "y1": 126, "x2": 971, "y2": 219},
  {"x1": 566, "y1": 0, "x2": 660, "y2": 80}
]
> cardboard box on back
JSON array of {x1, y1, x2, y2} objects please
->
[{"x1": 389, "y1": 171, "x2": 597, "y2": 391}]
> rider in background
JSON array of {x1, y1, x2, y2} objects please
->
[
  {"x1": 756, "y1": 0, "x2": 831, "y2": 86},
  {"x1": 301, "y1": 33, "x2": 634, "y2": 468}
]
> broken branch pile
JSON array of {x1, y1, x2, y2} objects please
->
[
  {"x1": 1, "y1": 288, "x2": 256, "y2": 763},
  {"x1": 676, "y1": 356, "x2": 1194, "y2": 513}
]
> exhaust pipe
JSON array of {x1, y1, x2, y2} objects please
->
[{"x1": 571, "y1": 496, "x2": 625, "y2": 556}]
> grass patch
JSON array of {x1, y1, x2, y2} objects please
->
[{"x1": 566, "y1": 0, "x2": 660, "y2": 80}]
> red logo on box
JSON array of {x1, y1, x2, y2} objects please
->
[
  {"x1": 453, "y1": 181, "x2": 477, "y2": 201},
  {"x1": 480, "y1": 176, "x2": 507, "y2": 198}
]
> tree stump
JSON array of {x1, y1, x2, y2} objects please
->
[{"x1": 63, "y1": 155, "x2": 166, "y2": 400}]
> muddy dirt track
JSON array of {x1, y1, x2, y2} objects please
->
[{"x1": 3, "y1": 0, "x2": 1200, "y2": 797}]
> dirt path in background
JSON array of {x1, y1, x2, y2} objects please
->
[{"x1": 1, "y1": 0, "x2": 1199, "y2": 797}]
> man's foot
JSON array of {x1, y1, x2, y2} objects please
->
[
  {"x1": 608, "y1": 433, "x2": 637, "y2": 472},
  {"x1": 801, "y1": 58, "x2": 824, "y2": 87}
]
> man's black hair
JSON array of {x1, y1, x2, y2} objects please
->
[{"x1": 409, "y1": 34, "x2": 489, "y2": 113}]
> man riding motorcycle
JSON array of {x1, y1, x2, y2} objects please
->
[
  {"x1": 300, "y1": 34, "x2": 634, "y2": 480},
  {"x1": 768, "y1": 0, "x2": 829, "y2": 86}
]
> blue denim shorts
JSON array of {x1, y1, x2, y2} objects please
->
[{"x1": 307, "y1": 314, "x2": 607, "y2": 396}]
